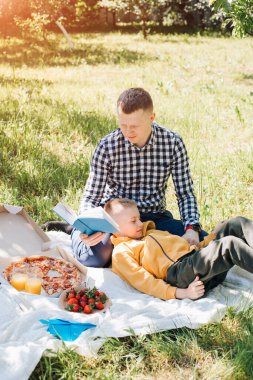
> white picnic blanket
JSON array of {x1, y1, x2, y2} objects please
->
[{"x1": 0, "y1": 231, "x2": 253, "y2": 380}]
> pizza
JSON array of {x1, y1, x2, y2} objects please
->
[{"x1": 3, "y1": 256, "x2": 81, "y2": 296}]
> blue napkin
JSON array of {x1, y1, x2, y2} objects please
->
[{"x1": 40, "y1": 319, "x2": 96, "y2": 341}]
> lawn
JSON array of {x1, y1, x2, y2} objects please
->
[{"x1": 0, "y1": 31, "x2": 253, "y2": 379}]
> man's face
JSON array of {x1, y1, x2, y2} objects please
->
[
  {"x1": 112, "y1": 205, "x2": 143, "y2": 239},
  {"x1": 117, "y1": 106, "x2": 155, "y2": 148}
]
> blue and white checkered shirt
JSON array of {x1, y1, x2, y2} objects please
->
[{"x1": 80, "y1": 122, "x2": 200, "y2": 228}]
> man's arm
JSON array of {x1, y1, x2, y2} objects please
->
[
  {"x1": 171, "y1": 134, "x2": 200, "y2": 244},
  {"x1": 79, "y1": 141, "x2": 110, "y2": 214},
  {"x1": 171, "y1": 134, "x2": 200, "y2": 229}
]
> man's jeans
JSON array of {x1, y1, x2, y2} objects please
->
[
  {"x1": 71, "y1": 210, "x2": 207, "y2": 268},
  {"x1": 167, "y1": 216, "x2": 253, "y2": 293}
]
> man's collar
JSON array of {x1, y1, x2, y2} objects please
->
[
  {"x1": 122, "y1": 123, "x2": 157, "y2": 150},
  {"x1": 147, "y1": 123, "x2": 156, "y2": 146}
]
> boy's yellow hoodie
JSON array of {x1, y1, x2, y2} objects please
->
[{"x1": 111, "y1": 221, "x2": 216, "y2": 300}]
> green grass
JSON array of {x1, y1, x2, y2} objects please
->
[
  {"x1": 0, "y1": 32, "x2": 253, "y2": 379},
  {"x1": 30, "y1": 308, "x2": 253, "y2": 380}
]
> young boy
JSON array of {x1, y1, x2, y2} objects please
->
[{"x1": 104, "y1": 198, "x2": 253, "y2": 300}]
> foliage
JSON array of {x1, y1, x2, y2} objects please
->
[
  {"x1": 14, "y1": 13, "x2": 51, "y2": 40},
  {"x1": 100, "y1": 0, "x2": 154, "y2": 38},
  {"x1": 0, "y1": 0, "x2": 99, "y2": 39},
  {"x1": 100, "y1": 0, "x2": 172, "y2": 38},
  {"x1": 100, "y1": 0, "x2": 223, "y2": 34},
  {"x1": 210, "y1": 0, "x2": 253, "y2": 37},
  {"x1": 170, "y1": 0, "x2": 223, "y2": 29},
  {"x1": 0, "y1": 0, "x2": 229, "y2": 37},
  {"x1": 75, "y1": 0, "x2": 101, "y2": 27}
]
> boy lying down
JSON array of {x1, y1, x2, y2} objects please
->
[{"x1": 104, "y1": 198, "x2": 253, "y2": 300}]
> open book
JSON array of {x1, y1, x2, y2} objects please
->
[{"x1": 53, "y1": 203, "x2": 119, "y2": 235}]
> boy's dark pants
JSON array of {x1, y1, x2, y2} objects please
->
[{"x1": 166, "y1": 217, "x2": 253, "y2": 293}]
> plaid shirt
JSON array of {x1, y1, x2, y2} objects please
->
[{"x1": 80, "y1": 122, "x2": 200, "y2": 228}]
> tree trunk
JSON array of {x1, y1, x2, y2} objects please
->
[
  {"x1": 141, "y1": 7, "x2": 147, "y2": 39},
  {"x1": 112, "y1": 11, "x2": 116, "y2": 28}
]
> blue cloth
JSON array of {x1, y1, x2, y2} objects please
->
[{"x1": 40, "y1": 319, "x2": 96, "y2": 341}]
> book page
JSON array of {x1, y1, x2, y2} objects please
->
[{"x1": 53, "y1": 203, "x2": 77, "y2": 225}]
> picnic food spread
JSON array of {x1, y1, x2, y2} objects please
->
[
  {"x1": 3, "y1": 256, "x2": 81, "y2": 296},
  {"x1": 60, "y1": 286, "x2": 109, "y2": 314}
]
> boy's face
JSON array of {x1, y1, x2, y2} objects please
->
[
  {"x1": 117, "y1": 105, "x2": 155, "y2": 149},
  {"x1": 112, "y1": 205, "x2": 143, "y2": 239}
]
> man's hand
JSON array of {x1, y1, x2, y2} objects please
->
[
  {"x1": 80, "y1": 232, "x2": 106, "y2": 247},
  {"x1": 181, "y1": 229, "x2": 199, "y2": 245},
  {"x1": 176, "y1": 276, "x2": 205, "y2": 300},
  {"x1": 212, "y1": 220, "x2": 228, "y2": 235}
]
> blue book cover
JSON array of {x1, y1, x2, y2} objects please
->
[{"x1": 53, "y1": 203, "x2": 119, "y2": 235}]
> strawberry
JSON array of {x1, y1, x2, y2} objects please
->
[
  {"x1": 80, "y1": 301, "x2": 87, "y2": 308},
  {"x1": 72, "y1": 304, "x2": 79, "y2": 312},
  {"x1": 68, "y1": 298, "x2": 78, "y2": 305},
  {"x1": 88, "y1": 298, "x2": 95, "y2": 305},
  {"x1": 80, "y1": 295, "x2": 88, "y2": 302},
  {"x1": 94, "y1": 290, "x2": 100, "y2": 296},
  {"x1": 76, "y1": 295, "x2": 81, "y2": 300},
  {"x1": 67, "y1": 293, "x2": 76, "y2": 300},
  {"x1": 83, "y1": 305, "x2": 92, "y2": 314},
  {"x1": 95, "y1": 302, "x2": 104, "y2": 310}
]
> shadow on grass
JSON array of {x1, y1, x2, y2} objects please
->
[
  {"x1": 0, "y1": 75, "x2": 54, "y2": 87},
  {"x1": 0, "y1": 91, "x2": 117, "y2": 144},
  {"x1": 0, "y1": 103, "x2": 118, "y2": 220},
  {"x1": 0, "y1": 39, "x2": 150, "y2": 67},
  {"x1": 1, "y1": 128, "x2": 88, "y2": 195},
  {"x1": 66, "y1": 109, "x2": 117, "y2": 145},
  {"x1": 241, "y1": 73, "x2": 253, "y2": 82}
]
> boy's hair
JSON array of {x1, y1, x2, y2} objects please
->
[
  {"x1": 104, "y1": 198, "x2": 137, "y2": 215},
  {"x1": 117, "y1": 88, "x2": 153, "y2": 114}
]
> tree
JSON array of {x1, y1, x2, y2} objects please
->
[
  {"x1": 0, "y1": 0, "x2": 100, "y2": 39},
  {"x1": 169, "y1": 0, "x2": 223, "y2": 30},
  {"x1": 210, "y1": 0, "x2": 253, "y2": 37},
  {"x1": 101, "y1": 0, "x2": 169, "y2": 38},
  {"x1": 151, "y1": 0, "x2": 171, "y2": 27}
]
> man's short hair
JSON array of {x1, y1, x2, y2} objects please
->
[
  {"x1": 105, "y1": 198, "x2": 137, "y2": 215},
  {"x1": 117, "y1": 88, "x2": 153, "y2": 114}
]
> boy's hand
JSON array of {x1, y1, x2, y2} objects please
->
[
  {"x1": 186, "y1": 276, "x2": 205, "y2": 299},
  {"x1": 181, "y1": 229, "x2": 199, "y2": 245},
  {"x1": 80, "y1": 232, "x2": 106, "y2": 247},
  {"x1": 175, "y1": 276, "x2": 205, "y2": 300}
]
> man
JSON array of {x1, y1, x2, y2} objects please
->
[{"x1": 70, "y1": 87, "x2": 204, "y2": 267}]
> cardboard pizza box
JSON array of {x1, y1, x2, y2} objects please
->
[
  {"x1": 0, "y1": 204, "x2": 88, "y2": 297},
  {"x1": 0, "y1": 204, "x2": 50, "y2": 265}
]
